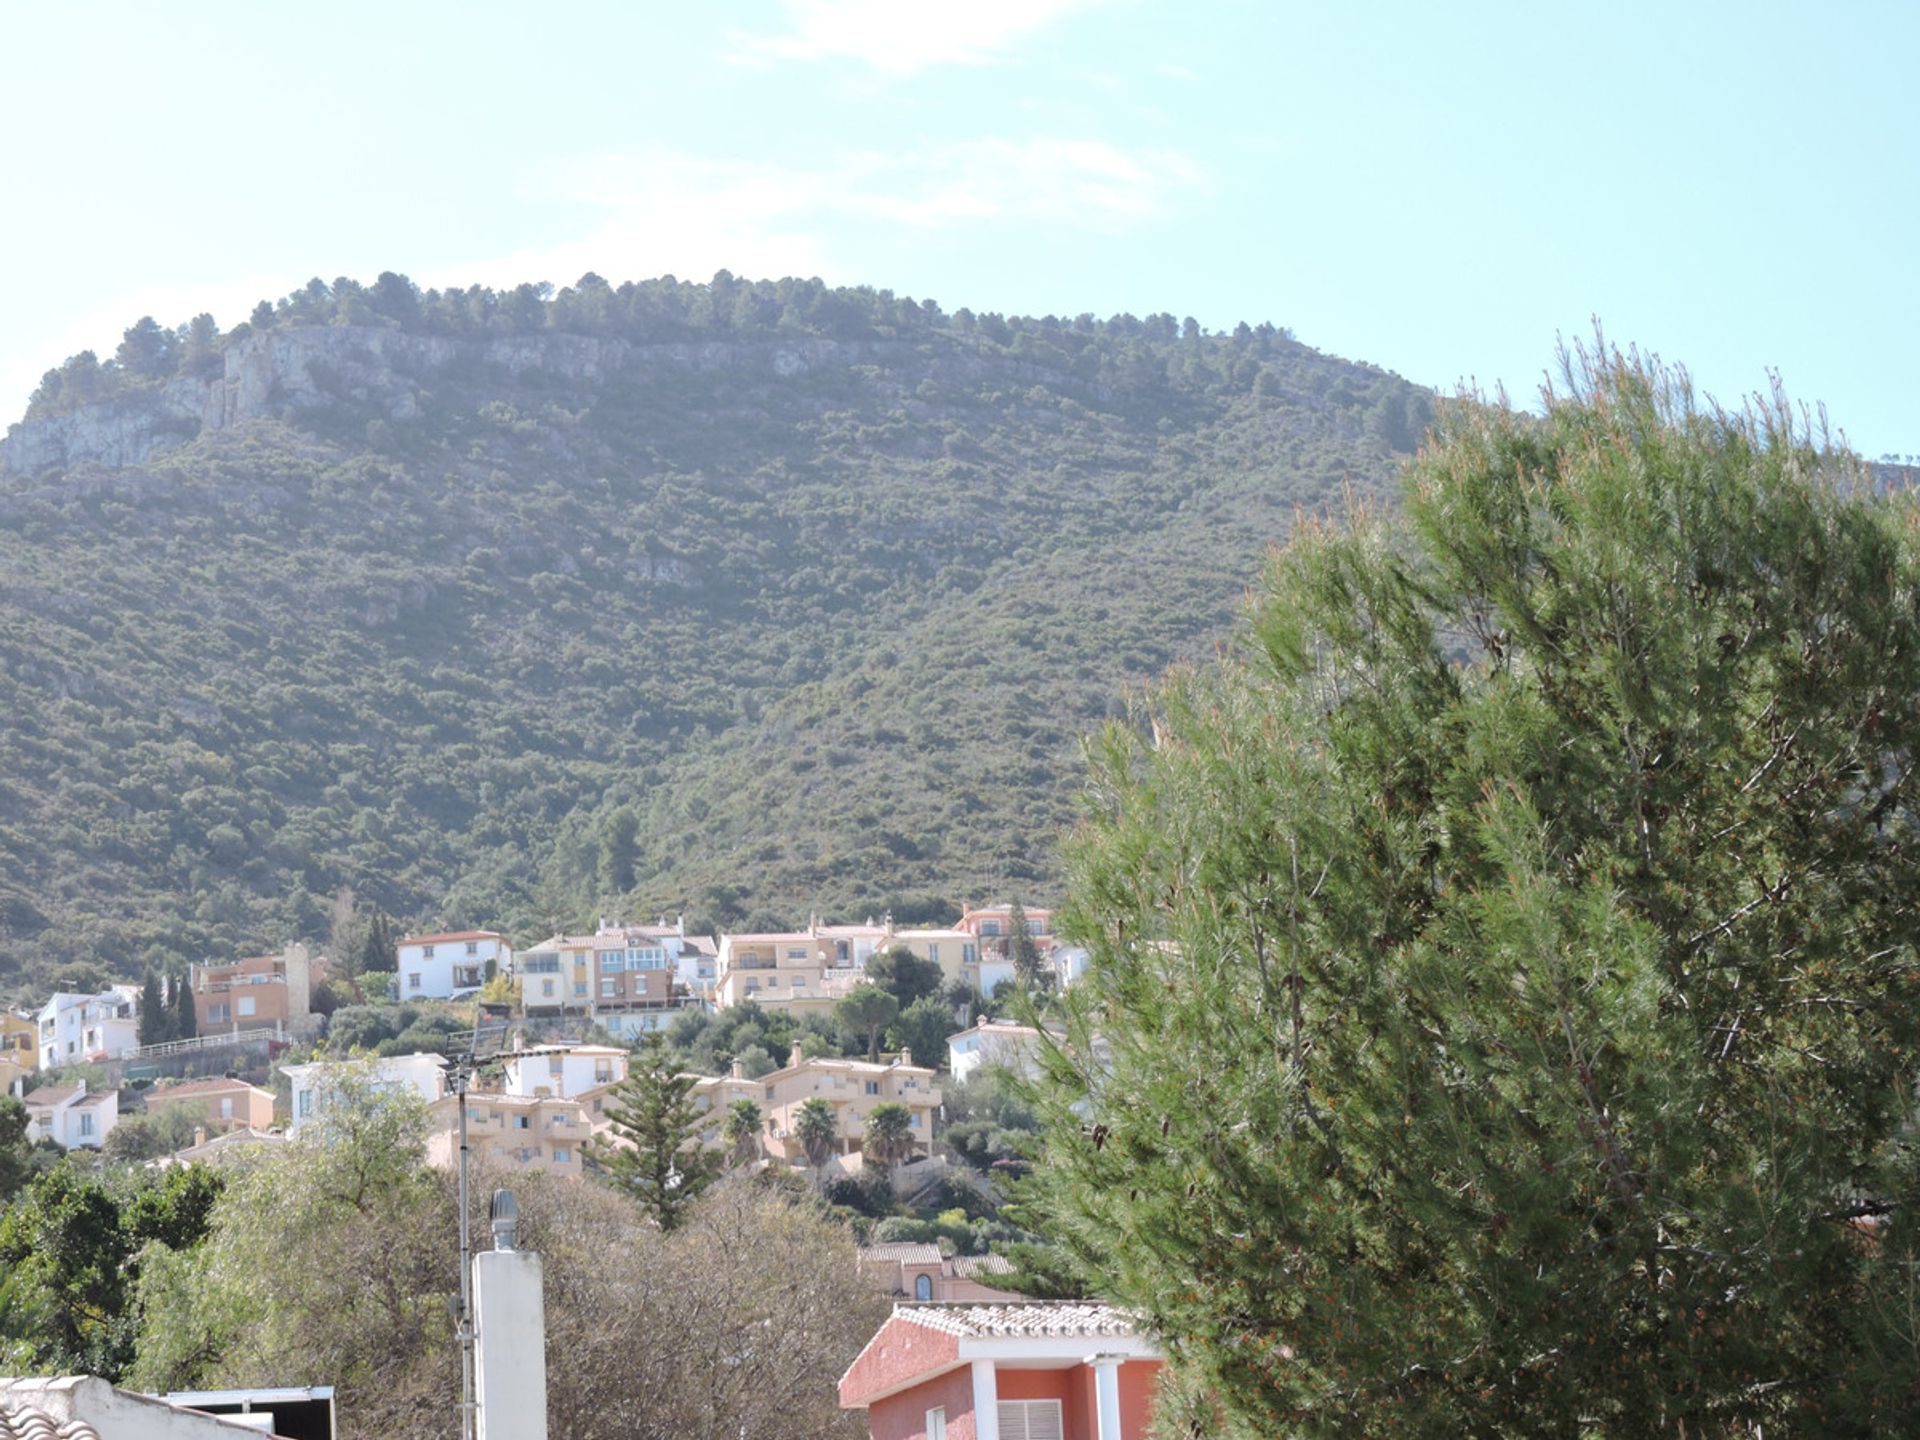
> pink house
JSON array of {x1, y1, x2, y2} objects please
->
[{"x1": 840, "y1": 1303, "x2": 1162, "y2": 1440}]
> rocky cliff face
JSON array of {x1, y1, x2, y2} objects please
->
[{"x1": 0, "y1": 326, "x2": 912, "y2": 476}]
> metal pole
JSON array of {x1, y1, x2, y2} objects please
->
[{"x1": 458, "y1": 1065, "x2": 474, "y2": 1440}]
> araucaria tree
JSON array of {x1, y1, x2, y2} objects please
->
[
  {"x1": 1028, "y1": 344, "x2": 1920, "y2": 1436},
  {"x1": 588, "y1": 1035, "x2": 716, "y2": 1230}
]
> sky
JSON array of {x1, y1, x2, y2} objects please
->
[{"x1": 1, "y1": 0, "x2": 1914, "y2": 454}]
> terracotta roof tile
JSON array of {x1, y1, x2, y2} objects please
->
[
  {"x1": 859, "y1": 1242, "x2": 943, "y2": 1265},
  {"x1": 947, "y1": 1254, "x2": 1016, "y2": 1278},
  {"x1": 896, "y1": 1301, "x2": 1143, "y2": 1339},
  {"x1": 22, "y1": 1086, "x2": 83, "y2": 1108},
  {"x1": 0, "y1": 1404, "x2": 99, "y2": 1439}
]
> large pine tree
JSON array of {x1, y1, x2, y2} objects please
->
[{"x1": 1027, "y1": 343, "x2": 1920, "y2": 1435}]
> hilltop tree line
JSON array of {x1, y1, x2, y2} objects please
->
[{"x1": 21, "y1": 268, "x2": 1407, "y2": 436}]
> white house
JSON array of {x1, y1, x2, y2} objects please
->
[
  {"x1": 500, "y1": 1043, "x2": 627, "y2": 1099},
  {"x1": 36, "y1": 987, "x2": 139, "y2": 1069},
  {"x1": 280, "y1": 1052, "x2": 448, "y2": 1134},
  {"x1": 393, "y1": 930, "x2": 511, "y2": 1000},
  {"x1": 24, "y1": 1081, "x2": 118, "y2": 1149},
  {"x1": 947, "y1": 1022, "x2": 1055, "y2": 1085}
]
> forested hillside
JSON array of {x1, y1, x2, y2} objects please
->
[{"x1": 0, "y1": 272, "x2": 1428, "y2": 995}]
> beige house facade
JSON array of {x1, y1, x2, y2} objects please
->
[
  {"x1": 691, "y1": 1049, "x2": 941, "y2": 1164},
  {"x1": 145, "y1": 1077, "x2": 277, "y2": 1133}
]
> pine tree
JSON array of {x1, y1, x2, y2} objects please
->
[
  {"x1": 587, "y1": 1036, "x2": 716, "y2": 1230},
  {"x1": 1026, "y1": 341, "x2": 1920, "y2": 1435}
]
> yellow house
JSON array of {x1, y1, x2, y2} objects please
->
[
  {"x1": 0, "y1": 1012, "x2": 37, "y2": 1095},
  {"x1": 426, "y1": 1089, "x2": 598, "y2": 1178},
  {"x1": 514, "y1": 934, "x2": 597, "y2": 1015},
  {"x1": 691, "y1": 1048, "x2": 941, "y2": 1165},
  {"x1": 713, "y1": 918, "x2": 899, "y2": 1013}
]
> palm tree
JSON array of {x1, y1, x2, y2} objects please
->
[
  {"x1": 863, "y1": 1102, "x2": 915, "y2": 1179},
  {"x1": 722, "y1": 1099, "x2": 763, "y2": 1168},
  {"x1": 795, "y1": 1097, "x2": 838, "y2": 1182}
]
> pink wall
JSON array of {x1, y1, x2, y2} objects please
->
[
  {"x1": 869, "y1": 1367, "x2": 978, "y2": 1440},
  {"x1": 841, "y1": 1319, "x2": 961, "y2": 1407}
]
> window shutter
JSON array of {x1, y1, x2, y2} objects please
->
[{"x1": 997, "y1": 1400, "x2": 1063, "y2": 1440}]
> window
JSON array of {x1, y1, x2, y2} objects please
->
[
  {"x1": 595, "y1": 1062, "x2": 613, "y2": 1083},
  {"x1": 422, "y1": 945, "x2": 435, "y2": 959},
  {"x1": 981, "y1": 920, "x2": 1002, "y2": 936},
  {"x1": 963, "y1": 944, "x2": 977, "y2": 965},
  {"x1": 1032, "y1": 917, "x2": 1048, "y2": 935},
  {"x1": 297, "y1": 1090, "x2": 314, "y2": 1117},
  {"x1": 465, "y1": 941, "x2": 479, "y2": 956},
  {"x1": 785, "y1": 947, "x2": 808, "y2": 960},
  {"x1": 552, "y1": 1146, "x2": 571, "y2": 1163},
  {"x1": 542, "y1": 980, "x2": 556, "y2": 998},
  {"x1": 237, "y1": 995, "x2": 256, "y2": 1017},
  {"x1": 79, "y1": 1113, "x2": 94, "y2": 1137},
  {"x1": 601, "y1": 979, "x2": 617, "y2": 997},
  {"x1": 835, "y1": 941, "x2": 849, "y2": 963},
  {"x1": 408, "y1": 973, "x2": 422, "y2": 990},
  {"x1": 208, "y1": 1004, "x2": 230, "y2": 1024},
  {"x1": 791, "y1": 975, "x2": 806, "y2": 988},
  {"x1": 219, "y1": 1098, "x2": 233, "y2": 1118},
  {"x1": 549, "y1": 1056, "x2": 565, "y2": 1077},
  {"x1": 865, "y1": 1081, "x2": 880, "y2": 1095},
  {"x1": 915, "y1": 1274, "x2": 933, "y2": 1301},
  {"x1": 927, "y1": 944, "x2": 940, "y2": 965},
  {"x1": 514, "y1": 1115, "x2": 530, "y2": 1130},
  {"x1": 926, "y1": 1407, "x2": 946, "y2": 1440},
  {"x1": 910, "y1": 1113, "x2": 922, "y2": 1127},
  {"x1": 574, "y1": 981, "x2": 588, "y2": 997},
  {"x1": 997, "y1": 1401, "x2": 1063, "y2": 1440}
]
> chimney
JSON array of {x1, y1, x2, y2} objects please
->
[
  {"x1": 285, "y1": 942, "x2": 312, "y2": 1019},
  {"x1": 789, "y1": 1042, "x2": 805, "y2": 1068},
  {"x1": 729, "y1": 1059, "x2": 744, "y2": 1080},
  {"x1": 474, "y1": 1188, "x2": 547, "y2": 1440},
  {"x1": 194, "y1": 1126, "x2": 206, "y2": 1148}
]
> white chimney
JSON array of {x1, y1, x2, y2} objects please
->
[{"x1": 474, "y1": 1189, "x2": 546, "y2": 1440}]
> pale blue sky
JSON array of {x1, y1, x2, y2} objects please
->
[{"x1": 2, "y1": 0, "x2": 1913, "y2": 453}]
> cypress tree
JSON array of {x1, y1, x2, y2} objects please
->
[
  {"x1": 172, "y1": 973, "x2": 197, "y2": 1041},
  {"x1": 137, "y1": 971, "x2": 171, "y2": 1047}
]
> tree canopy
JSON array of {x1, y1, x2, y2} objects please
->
[{"x1": 1027, "y1": 344, "x2": 1920, "y2": 1435}]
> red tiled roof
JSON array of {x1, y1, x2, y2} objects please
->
[
  {"x1": 897, "y1": 1302, "x2": 1142, "y2": 1339},
  {"x1": 22, "y1": 1086, "x2": 82, "y2": 1108},
  {"x1": 397, "y1": 930, "x2": 507, "y2": 946},
  {"x1": 148, "y1": 1078, "x2": 270, "y2": 1100},
  {"x1": 947, "y1": 1255, "x2": 1016, "y2": 1278}
]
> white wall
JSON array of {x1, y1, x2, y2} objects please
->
[
  {"x1": 502, "y1": 1047, "x2": 626, "y2": 1098},
  {"x1": 395, "y1": 936, "x2": 510, "y2": 999},
  {"x1": 284, "y1": 1053, "x2": 447, "y2": 1133}
]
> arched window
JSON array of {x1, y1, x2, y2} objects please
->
[{"x1": 915, "y1": 1273, "x2": 933, "y2": 1301}]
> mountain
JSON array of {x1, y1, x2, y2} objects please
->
[{"x1": 0, "y1": 272, "x2": 1429, "y2": 994}]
